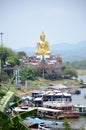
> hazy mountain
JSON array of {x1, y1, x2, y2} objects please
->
[
  {"x1": 16, "y1": 40, "x2": 86, "y2": 62},
  {"x1": 50, "y1": 41, "x2": 86, "y2": 62}
]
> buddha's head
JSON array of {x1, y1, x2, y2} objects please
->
[{"x1": 40, "y1": 32, "x2": 45, "y2": 41}]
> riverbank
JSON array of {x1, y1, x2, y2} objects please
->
[
  {"x1": 17, "y1": 77, "x2": 82, "y2": 97},
  {"x1": 16, "y1": 70, "x2": 86, "y2": 96},
  {"x1": 77, "y1": 70, "x2": 86, "y2": 76}
]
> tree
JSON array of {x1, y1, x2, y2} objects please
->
[
  {"x1": 0, "y1": 84, "x2": 37, "y2": 130},
  {"x1": 0, "y1": 45, "x2": 9, "y2": 64},
  {"x1": 20, "y1": 66, "x2": 38, "y2": 82},
  {"x1": 1, "y1": 69, "x2": 9, "y2": 82},
  {"x1": 0, "y1": 45, "x2": 20, "y2": 82},
  {"x1": 0, "y1": 45, "x2": 16, "y2": 65},
  {"x1": 17, "y1": 51, "x2": 27, "y2": 59},
  {"x1": 64, "y1": 60, "x2": 86, "y2": 70},
  {"x1": 62, "y1": 66, "x2": 78, "y2": 78},
  {"x1": 7, "y1": 56, "x2": 20, "y2": 67}
]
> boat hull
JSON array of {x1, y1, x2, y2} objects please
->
[
  {"x1": 79, "y1": 112, "x2": 86, "y2": 116},
  {"x1": 63, "y1": 112, "x2": 80, "y2": 118}
]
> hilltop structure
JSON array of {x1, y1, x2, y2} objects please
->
[{"x1": 20, "y1": 32, "x2": 63, "y2": 79}]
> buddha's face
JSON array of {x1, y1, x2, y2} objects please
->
[
  {"x1": 40, "y1": 32, "x2": 45, "y2": 41},
  {"x1": 40, "y1": 35, "x2": 45, "y2": 41}
]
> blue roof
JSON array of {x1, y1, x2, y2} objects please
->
[
  {"x1": 25, "y1": 117, "x2": 52, "y2": 124},
  {"x1": 24, "y1": 117, "x2": 64, "y2": 126}
]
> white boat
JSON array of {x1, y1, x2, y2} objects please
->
[
  {"x1": 38, "y1": 121, "x2": 65, "y2": 130},
  {"x1": 42, "y1": 91, "x2": 72, "y2": 102},
  {"x1": 84, "y1": 94, "x2": 86, "y2": 99},
  {"x1": 37, "y1": 107, "x2": 64, "y2": 120},
  {"x1": 13, "y1": 107, "x2": 36, "y2": 114},
  {"x1": 73, "y1": 104, "x2": 86, "y2": 116}
]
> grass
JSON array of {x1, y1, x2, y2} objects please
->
[
  {"x1": 13, "y1": 69, "x2": 86, "y2": 95},
  {"x1": 18, "y1": 77, "x2": 80, "y2": 95},
  {"x1": 76, "y1": 69, "x2": 86, "y2": 75}
]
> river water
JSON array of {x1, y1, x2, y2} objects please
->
[
  {"x1": 70, "y1": 88, "x2": 86, "y2": 129},
  {"x1": 49, "y1": 88, "x2": 86, "y2": 129},
  {"x1": 70, "y1": 75, "x2": 86, "y2": 128}
]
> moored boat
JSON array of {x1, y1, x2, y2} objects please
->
[
  {"x1": 42, "y1": 91, "x2": 72, "y2": 102},
  {"x1": 37, "y1": 107, "x2": 64, "y2": 120},
  {"x1": 43, "y1": 101, "x2": 80, "y2": 118},
  {"x1": 73, "y1": 104, "x2": 86, "y2": 116},
  {"x1": 24, "y1": 117, "x2": 65, "y2": 130},
  {"x1": 84, "y1": 94, "x2": 86, "y2": 99}
]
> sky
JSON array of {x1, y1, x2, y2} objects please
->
[{"x1": 0, "y1": 0, "x2": 86, "y2": 49}]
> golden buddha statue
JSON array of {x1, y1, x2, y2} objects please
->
[{"x1": 35, "y1": 32, "x2": 51, "y2": 55}]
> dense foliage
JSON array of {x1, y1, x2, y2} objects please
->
[
  {"x1": 0, "y1": 45, "x2": 20, "y2": 82},
  {"x1": 0, "y1": 45, "x2": 17, "y2": 65},
  {"x1": 62, "y1": 66, "x2": 78, "y2": 78},
  {"x1": 0, "y1": 84, "x2": 37, "y2": 130},
  {"x1": 17, "y1": 51, "x2": 27, "y2": 59},
  {"x1": 63, "y1": 60, "x2": 86, "y2": 70},
  {"x1": 7, "y1": 56, "x2": 20, "y2": 67},
  {"x1": 20, "y1": 66, "x2": 38, "y2": 82}
]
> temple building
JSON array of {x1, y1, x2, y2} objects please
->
[
  {"x1": 21, "y1": 32, "x2": 63, "y2": 79},
  {"x1": 34, "y1": 32, "x2": 62, "y2": 79}
]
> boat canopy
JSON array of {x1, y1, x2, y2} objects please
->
[
  {"x1": 48, "y1": 84, "x2": 67, "y2": 89},
  {"x1": 37, "y1": 107, "x2": 63, "y2": 112}
]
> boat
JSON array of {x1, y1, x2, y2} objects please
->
[
  {"x1": 80, "y1": 84, "x2": 86, "y2": 88},
  {"x1": 38, "y1": 122, "x2": 65, "y2": 130},
  {"x1": 37, "y1": 107, "x2": 64, "y2": 120},
  {"x1": 32, "y1": 87, "x2": 72, "y2": 102},
  {"x1": 73, "y1": 104, "x2": 86, "y2": 116},
  {"x1": 24, "y1": 117, "x2": 65, "y2": 130},
  {"x1": 43, "y1": 101, "x2": 80, "y2": 118},
  {"x1": 75, "y1": 89, "x2": 81, "y2": 94},
  {"x1": 68, "y1": 89, "x2": 81, "y2": 95},
  {"x1": 33, "y1": 97, "x2": 43, "y2": 107},
  {"x1": 84, "y1": 94, "x2": 86, "y2": 99},
  {"x1": 32, "y1": 90, "x2": 72, "y2": 107},
  {"x1": 12, "y1": 107, "x2": 37, "y2": 114},
  {"x1": 42, "y1": 91, "x2": 72, "y2": 102}
]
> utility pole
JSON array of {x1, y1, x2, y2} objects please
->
[
  {"x1": 14, "y1": 68, "x2": 21, "y2": 89},
  {"x1": 0, "y1": 32, "x2": 4, "y2": 45},
  {"x1": 0, "y1": 58, "x2": 1, "y2": 86},
  {"x1": 0, "y1": 32, "x2": 4, "y2": 86}
]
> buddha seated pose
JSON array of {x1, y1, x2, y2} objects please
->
[{"x1": 35, "y1": 32, "x2": 51, "y2": 55}]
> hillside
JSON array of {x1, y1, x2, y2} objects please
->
[
  {"x1": 16, "y1": 40, "x2": 86, "y2": 62},
  {"x1": 50, "y1": 41, "x2": 86, "y2": 62}
]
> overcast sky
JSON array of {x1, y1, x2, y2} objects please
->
[{"x1": 0, "y1": 0, "x2": 86, "y2": 49}]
